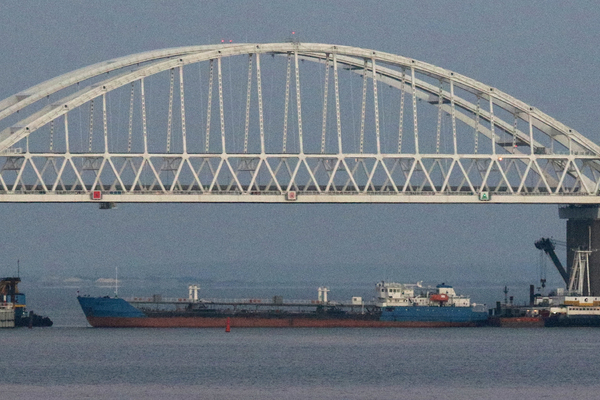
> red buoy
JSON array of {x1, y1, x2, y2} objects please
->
[{"x1": 225, "y1": 317, "x2": 231, "y2": 332}]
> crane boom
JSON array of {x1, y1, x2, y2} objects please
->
[{"x1": 535, "y1": 238, "x2": 569, "y2": 284}]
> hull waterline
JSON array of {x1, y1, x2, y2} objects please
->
[{"x1": 85, "y1": 315, "x2": 486, "y2": 328}]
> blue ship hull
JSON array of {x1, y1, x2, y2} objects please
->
[
  {"x1": 78, "y1": 296, "x2": 145, "y2": 318},
  {"x1": 380, "y1": 306, "x2": 488, "y2": 323}
]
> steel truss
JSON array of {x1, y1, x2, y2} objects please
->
[{"x1": 0, "y1": 43, "x2": 598, "y2": 204}]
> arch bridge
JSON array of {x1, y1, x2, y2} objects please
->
[{"x1": 0, "y1": 42, "x2": 598, "y2": 204}]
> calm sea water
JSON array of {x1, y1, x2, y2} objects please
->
[
  {"x1": 2, "y1": 284, "x2": 599, "y2": 399},
  {"x1": 2, "y1": 327, "x2": 600, "y2": 399}
]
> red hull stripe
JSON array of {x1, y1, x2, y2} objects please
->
[{"x1": 86, "y1": 316, "x2": 482, "y2": 328}]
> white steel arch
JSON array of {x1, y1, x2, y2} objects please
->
[{"x1": 0, "y1": 42, "x2": 598, "y2": 204}]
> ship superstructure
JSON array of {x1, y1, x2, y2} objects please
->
[{"x1": 375, "y1": 281, "x2": 472, "y2": 308}]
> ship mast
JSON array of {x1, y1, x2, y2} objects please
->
[
  {"x1": 568, "y1": 226, "x2": 595, "y2": 296},
  {"x1": 569, "y1": 249, "x2": 592, "y2": 295}
]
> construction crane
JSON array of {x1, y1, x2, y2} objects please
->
[{"x1": 535, "y1": 238, "x2": 569, "y2": 284}]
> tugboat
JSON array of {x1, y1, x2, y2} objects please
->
[
  {"x1": 0, "y1": 277, "x2": 53, "y2": 328},
  {"x1": 487, "y1": 286, "x2": 546, "y2": 327}
]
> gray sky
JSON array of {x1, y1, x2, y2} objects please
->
[{"x1": 0, "y1": 0, "x2": 596, "y2": 286}]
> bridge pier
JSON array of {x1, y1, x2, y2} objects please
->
[{"x1": 559, "y1": 205, "x2": 600, "y2": 295}]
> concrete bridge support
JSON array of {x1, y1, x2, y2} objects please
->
[{"x1": 559, "y1": 205, "x2": 600, "y2": 296}]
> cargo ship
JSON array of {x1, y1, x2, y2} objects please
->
[
  {"x1": 0, "y1": 277, "x2": 53, "y2": 328},
  {"x1": 77, "y1": 281, "x2": 489, "y2": 328}
]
